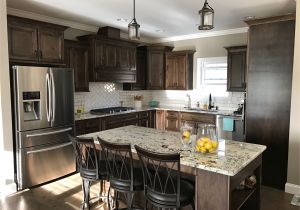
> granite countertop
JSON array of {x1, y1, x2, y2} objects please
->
[
  {"x1": 75, "y1": 106, "x2": 242, "y2": 121},
  {"x1": 80, "y1": 125, "x2": 266, "y2": 176}
]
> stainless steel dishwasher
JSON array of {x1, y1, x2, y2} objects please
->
[{"x1": 216, "y1": 114, "x2": 245, "y2": 141}]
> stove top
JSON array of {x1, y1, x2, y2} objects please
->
[{"x1": 90, "y1": 107, "x2": 135, "y2": 115}]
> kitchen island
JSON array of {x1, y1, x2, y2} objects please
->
[{"x1": 80, "y1": 125, "x2": 266, "y2": 210}]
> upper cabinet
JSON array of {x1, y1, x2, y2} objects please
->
[
  {"x1": 225, "y1": 46, "x2": 247, "y2": 92},
  {"x1": 78, "y1": 33, "x2": 138, "y2": 83},
  {"x1": 123, "y1": 46, "x2": 147, "y2": 90},
  {"x1": 64, "y1": 40, "x2": 89, "y2": 92},
  {"x1": 7, "y1": 16, "x2": 67, "y2": 65},
  {"x1": 165, "y1": 51, "x2": 194, "y2": 90},
  {"x1": 147, "y1": 46, "x2": 173, "y2": 90}
]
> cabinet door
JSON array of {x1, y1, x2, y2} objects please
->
[
  {"x1": 65, "y1": 41, "x2": 89, "y2": 92},
  {"x1": 156, "y1": 110, "x2": 165, "y2": 130},
  {"x1": 176, "y1": 55, "x2": 187, "y2": 89},
  {"x1": 227, "y1": 46, "x2": 247, "y2": 92},
  {"x1": 8, "y1": 23, "x2": 38, "y2": 62},
  {"x1": 104, "y1": 44, "x2": 118, "y2": 68},
  {"x1": 95, "y1": 40, "x2": 104, "y2": 69},
  {"x1": 38, "y1": 27, "x2": 64, "y2": 64},
  {"x1": 165, "y1": 57, "x2": 177, "y2": 89},
  {"x1": 129, "y1": 48, "x2": 136, "y2": 70},
  {"x1": 165, "y1": 117, "x2": 179, "y2": 131},
  {"x1": 147, "y1": 51, "x2": 165, "y2": 89},
  {"x1": 118, "y1": 46, "x2": 130, "y2": 69},
  {"x1": 123, "y1": 47, "x2": 146, "y2": 90}
]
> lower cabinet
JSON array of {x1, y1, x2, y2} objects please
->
[
  {"x1": 165, "y1": 111, "x2": 180, "y2": 132},
  {"x1": 75, "y1": 118, "x2": 101, "y2": 135},
  {"x1": 75, "y1": 110, "x2": 155, "y2": 135}
]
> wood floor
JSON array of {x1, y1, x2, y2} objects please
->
[{"x1": 0, "y1": 174, "x2": 299, "y2": 210}]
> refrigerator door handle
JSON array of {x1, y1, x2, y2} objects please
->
[
  {"x1": 46, "y1": 73, "x2": 51, "y2": 122},
  {"x1": 50, "y1": 70, "x2": 56, "y2": 123},
  {"x1": 26, "y1": 142, "x2": 72, "y2": 154},
  {"x1": 26, "y1": 127, "x2": 73, "y2": 138}
]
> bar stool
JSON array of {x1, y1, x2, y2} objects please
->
[
  {"x1": 98, "y1": 137, "x2": 144, "y2": 210},
  {"x1": 135, "y1": 145, "x2": 195, "y2": 210},
  {"x1": 70, "y1": 136, "x2": 109, "y2": 209}
]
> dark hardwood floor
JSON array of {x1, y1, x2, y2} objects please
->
[{"x1": 0, "y1": 174, "x2": 299, "y2": 210}]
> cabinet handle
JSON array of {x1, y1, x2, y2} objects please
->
[{"x1": 39, "y1": 51, "x2": 43, "y2": 59}]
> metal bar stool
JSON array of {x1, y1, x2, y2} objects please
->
[
  {"x1": 135, "y1": 145, "x2": 195, "y2": 210},
  {"x1": 70, "y1": 136, "x2": 109, "y2": 209},
  {"x1": 98, "y1": 137, "x2": 144, "y2": 210}
]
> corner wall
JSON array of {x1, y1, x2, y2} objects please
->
[
  {"x1": 0, "y1": 0, "x2": 15, "y2": 194},
  {"x1": 286, "y1": 1, "x2": 300, "y2": 195}
]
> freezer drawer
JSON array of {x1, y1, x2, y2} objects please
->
[
  {"x1": 16, "y1": 141, "x2": 76, "y2": 190},
  {"x1": 17, "y1": 126, "x2": 74, "y2": 149}
]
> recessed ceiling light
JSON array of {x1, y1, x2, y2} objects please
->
[
  {"x1": 117, "y1": 18, "x2": 129, "y2": 22},
  {"x1": 155, "y1": 29, "x2": 165, "y2": 33},
  {"x1": 244, "y1": 16, "x2": 256, "y2": 21}
]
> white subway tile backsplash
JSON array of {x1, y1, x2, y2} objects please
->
[{"x1": 74, "y1": 82, "x2": 244, "y2": 113}]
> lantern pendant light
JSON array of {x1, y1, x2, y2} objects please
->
[
  {"x1": 128, "y1": 0, "x2": 140, "y2": 40},
  {"x1": 198, "y1": 0, "x2": 214, "y2": 30}
]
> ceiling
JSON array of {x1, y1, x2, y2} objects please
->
[{"x1": 7, "y1": 0, "x2": 296, "y2": 39}]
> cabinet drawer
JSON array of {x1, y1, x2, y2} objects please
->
[
  {"x1": 139, "y1": 111, "x2": 149, "y2": 119},
  {"x1": 180, "y1": 112, "x2": 216, "y2": 124},
  {"x1": 166, "y1": 111, "x2": 179, "y2": 119}
]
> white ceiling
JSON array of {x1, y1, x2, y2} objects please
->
[{"x1": 7, "y1": 0, "x2": 296, "y2": 39}]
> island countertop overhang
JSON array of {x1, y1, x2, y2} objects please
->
[{"x1": 79, "y1": 125, "x2": 266, "y2": 177}]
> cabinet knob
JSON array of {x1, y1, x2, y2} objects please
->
[
  {"x1": 34, "y1": 50, "x2": 38, "y2": 58},
  {"x1": 39, "y1": 51, "x2": 43, "y2": 59}
]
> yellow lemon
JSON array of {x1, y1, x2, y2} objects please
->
[
  {"x1": 201, "y1": 137, "x2": 210, "y2": 142},
  {"x1": 200, "y1": 147, "x2": 207, "y2": 153},
  {"x1": 196, "y1": 145, "x2": 201, "y2": 152},
  {"x1": 197, "y1": 140, "x2": 205, "y2": 147},
  {"x1": 183, "y1": 131, "x2": 191, "y2": 138},
  {"x1": 212, "y1": 141, "x2": 218, "y2": 148},
  {"x1": 205, "y1": 142, "x2": 213, "y2": 150}
]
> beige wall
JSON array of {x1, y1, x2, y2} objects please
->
[
  {"x1": 0, "y1": 0, "x2": 15, "y2": 193},
  {"x1": 287, "y1": 1, "x2": 300, "y2": 194}
]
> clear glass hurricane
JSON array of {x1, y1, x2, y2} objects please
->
[{"x1": 180, "y1": 123, "x2": 193, "y2": 150}]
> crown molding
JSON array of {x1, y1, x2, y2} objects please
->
[
  {"x1": 7, "y1": 7, "x2": 99, "y2": 32},
  {"x1": 152, "y1": 27, "x2": 249, "y2": 43}
]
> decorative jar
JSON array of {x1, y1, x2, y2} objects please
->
[{"x1": 195, "y1": 124, "x2": 218, "y2": 154}]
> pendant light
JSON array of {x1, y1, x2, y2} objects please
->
[
  {"x1": 198, "y1": 0, "x2": 214, "y2": 30},
  {"x1": 128, "y1": 0, "x2": 140, "y2": 40}
]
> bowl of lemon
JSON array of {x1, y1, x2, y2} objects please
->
[{"x1": 195, "y1": 124, "x2": 218, "y2": 154}]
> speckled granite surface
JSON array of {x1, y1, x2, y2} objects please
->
[{"x1": 79, "y1": 125, "x2": 266, "y2": 176}]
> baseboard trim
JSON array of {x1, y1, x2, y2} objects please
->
[{"x1": 285, "y1": 183, "x2": 300, "y2": 195}]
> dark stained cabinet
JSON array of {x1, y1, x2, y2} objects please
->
[
  {"x1": 165, "y1": 51, "x2": 194, "y2": 90},
  {"x1": 64, "y1": 40, "x2": 89, "y2": 92},
  {"x1": 225, "y1": 46, "x2": 247, "y2": 92},
  {"x1": 75, "y1": 118, "x2": 101, "y2": 135},
  {"x1": 123, "y1": 46, "x2": 147, "y2": 90},
  {"x1": 78, "y1": 35, "x2": 137, "y2": 83},
  {"x1": 245, "y1": 14, "x2": 295, "y2": 190},
  {"x1": 147, "y1": 46, "x2": 173, "y2": 90},
  {"x1": 7, "y1": 15, "x2": 66, "y2": 65}
]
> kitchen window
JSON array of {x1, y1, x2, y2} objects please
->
[
  {"x1": 197, "y1": 57, "x2": 228, "y2": 96},
  {"x1": 198, "y1": 57, "x2": 227, "y2": 85}
]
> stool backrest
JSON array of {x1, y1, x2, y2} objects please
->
[
  {"x1": 135, "y1": 145, "x2": 181, "y2": 207},
  {"x1": 70, "y1": 136, "x2": 99, "y2": 180},
  {"x1": 98, "y1": 137, "x2": 134, "y2": 190}
]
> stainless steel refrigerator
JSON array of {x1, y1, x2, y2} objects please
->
[{"x1": 12, "y1": 66, "x2": 76, "y2": 191}]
